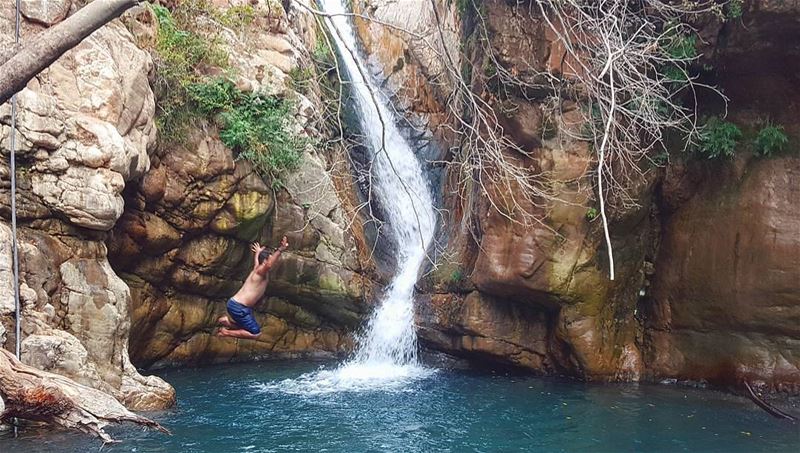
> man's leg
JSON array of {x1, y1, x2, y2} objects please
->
[
  {"x1": 217, "y1": 315, "x2": 239, "y2": 329},
  {"x1": 218, "y1": 328, "x2": 261, "y2": 340}
]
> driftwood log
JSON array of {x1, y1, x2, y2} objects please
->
[
  {"x1": 744, "y1": 381, "x2": 798, "y2": 422},
  {"x1": 0, "y1": 348, "x2": 168, "y2": 442}
]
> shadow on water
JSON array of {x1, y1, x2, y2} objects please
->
[{"x1": 1, "y1": 360, "x2": 798, "y2": 453}]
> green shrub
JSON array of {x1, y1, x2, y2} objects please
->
[
  {"x1": 726, "y1": 0, "x2": 744, "y2": 20},
  {"x1": 216, "y1": 4, "x2": 256, "y2": 28},
  {"x1": 659, "y1": 27, "x2": 698, "y2": 83},
  {"x1": 450, "y1": 268, "x2": 464, "y2": 283},
  {"x1": 152, "y1": 3, "x2": 228, "y2": 145},
  {"x1": 664, "y1": 32, "x2": 697, "y2": 60},
  {"x1": 585, "y1": 207, "x2": 599, "y2": 221},
  {"x1": 219, "y1": 93, "x2": 305, "y2": 181},
  {"x1": 753, "y1": 123, "x2": 789, "y2": 156},
  {"x1": 153, "y1": 3, "x2": 228, "y2": 79},
  {"x1": 662, "y1": 64, "x2": 688, "y2": 82},
  {"x1": 482, "y1": 57, "x2": 498, "y2": 78},
  {"x1": 312, "y1": 33, "x2": 334, "y2": 65},
  {"x1": 187, "y1": 78, "x2": 238, "y2": 114},
  {"x1": 651, "y1": 151, "x2": 669, "y2": 167},
  {"x1": 187, "y1": 79, "x2": 306, "y2": 183},
  {"x1": 456, "y1": 0, "x2": 471, "y2": 15},
  {"x1": 151, "y1": 2, "x2": 304, "y2": 184},
  {"x1": 697, "y1": 117, "x2": 742, "y2": 159}
]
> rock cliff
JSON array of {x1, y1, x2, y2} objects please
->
[
  {"x1": 2, "y1": 0, "x2": 797, "y2": 404},
  {"x1": 107, "y1": 0, "x2": 375, "y2": 368},
  {"x1": 0, "y1": 0, "x2": 376, "y2": 409},
  {"x1": 641, "y1": 0, "x2": 800, "y2": 391},
  {"x1": 0, "y1": 0, "x2": 173, "y2": 409},
  {"x1": 353, "y1": 0, "x2": 800, "y2": 391}
]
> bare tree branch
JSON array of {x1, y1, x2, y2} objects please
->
[
  {"x1": 293, "y1": 0, "x2": 728, "y2": 280},
  {"x1": 0, "y1": 0, "x2": 141, "y2": 105}
]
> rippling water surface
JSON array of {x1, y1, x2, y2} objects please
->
[{"x1": 2, "y1": 361, "x2": 798, "y2": 452}]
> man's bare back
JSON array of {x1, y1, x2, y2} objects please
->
[
  {"x1": 217, "y1": 236, "x2": 289, "y2": 339},
  {"x1": 231, "y1": 269, "x2": 269, "y2": 308}
]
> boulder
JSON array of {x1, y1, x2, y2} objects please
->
[{"x1": 20, "y1": 0, "x2": 71, "y2": 26}]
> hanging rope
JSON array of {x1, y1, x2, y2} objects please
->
[{"x1": 10, "y1": 0, "x2": 22, "y2": 360}]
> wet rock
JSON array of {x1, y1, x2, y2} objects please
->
[
  {"x1": 635, "y1": 1, "x2": 800, "y2": 392},
  {"x1": 351, "y1": 0, "x2": 456, "y2": 136},
  {"x1": 417, "y1": 292, "x2": 555, "y2": 371},
  {"x1": 356, "y1": 0, "x2": 652, "y2": 382},
  {"x1": 644, "y1": 157, "x2": 800, "y2": 389}
]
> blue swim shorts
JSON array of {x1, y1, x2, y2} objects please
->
[{"x1": 226, "y1": 298, "x2": 261, "y2": 335}]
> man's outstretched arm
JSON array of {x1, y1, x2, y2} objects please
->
[
  {"x1": 255, "y1": 236, "x2": 289, "y2": 276},
  {"x1": 250, "y1": 242, "x2": 266, "y2": 269}
]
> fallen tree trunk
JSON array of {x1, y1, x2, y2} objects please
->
[
  {"x1": 744, "y1": 381, "x2": 797, "y2": 421},
  {"x1": 0, "y1": 348, "x2": 169, "y2": 442},
  {"x1": 0, "y1": 0, "x2": 140, "y2": 105}
]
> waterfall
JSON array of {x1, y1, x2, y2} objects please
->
[{"x1": 267, "y1": 0, "x2": 436, "y2": 393}]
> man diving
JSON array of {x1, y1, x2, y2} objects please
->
[{"x1": 217, "y1": 236, "x2": 289, "y2": 339}]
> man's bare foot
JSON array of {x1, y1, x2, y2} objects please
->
[
  {"x1": 216, "y1": 327, "x2": 261, "y2": 340},
  {"x1": 217, "y1": 316, "x2": 236, "y2": 328}
]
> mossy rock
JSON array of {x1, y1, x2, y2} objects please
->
[{"x1": 211, "y1": 189, "x2": 272, "y2": 240}]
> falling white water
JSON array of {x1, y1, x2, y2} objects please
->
[{"x1": 263, "y1": 0, "x2": 436, "y2": 394}]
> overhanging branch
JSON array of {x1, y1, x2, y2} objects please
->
[{"x1": 0, "y1": 0, "x2": 141, "y2": 105}]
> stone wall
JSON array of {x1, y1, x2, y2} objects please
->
[
  {"x1": 355, "y1": 0, "x2": 648, "y2": 381},
  {"x1": 0, "y1": 0, "x2": 378, "y2": 409},
  {"x1": 641, "y1": 0, "x2": 800, "y2": 391}
]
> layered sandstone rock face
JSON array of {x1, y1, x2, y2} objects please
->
[
  {"x1": 352, "y1": 0, "x2": 458, "y2": 132},
  {"x1": 107, "y1": 1, "x2": 374, "y2": 368},
  {"x1": 0, "y1": 2, "x2": 174, "y2": 409},
  {"x1": 644, "y1": 158, "x2": 800, "y2": 391},
  {"x1": 355, "y1": 0, "x2": 800, "y2": 389}
]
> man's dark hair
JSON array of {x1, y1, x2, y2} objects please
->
[{"x1": 258, "y1": 248, "x2": 273, "y2": 265}]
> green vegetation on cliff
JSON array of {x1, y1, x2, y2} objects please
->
[
  {"x1": 697, "y1": 117, "x2": 742, "y2": 159},
  {"x1": 660, "y1": 27, "x2": 698, "y2": 82},
  {"x1": 189, "y1": 78, "x2": 306, "y2": 184},
  {"x1": 216, "y1": 3, "x2": 257, "y2": 28},
  {"x1": 754, "y1": 123, "x2": 789, "y2": 156},
  {"x1": 150, "y1": 2, "x2": 305, "y2": 185},
  {"x1": 725, "y1": 0, "x2": 744, "y2": 20},
  {"x1": 695, "y1": 117, "x2": 793, "y2": 159},
  {"x1": 152, "y1": 3, "x2": 228, "y2": 143}
]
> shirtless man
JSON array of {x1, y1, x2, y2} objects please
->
[{"x1": 217, "y1": 236, "x2": 289, "y2": 339}]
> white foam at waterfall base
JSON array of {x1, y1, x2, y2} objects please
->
[
  {"x1": 256, "y1": 363, "x2": 436, "y2": 396},
  {"x1": 258, "y1": 0, "x2": 436, "y2": 395}
]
